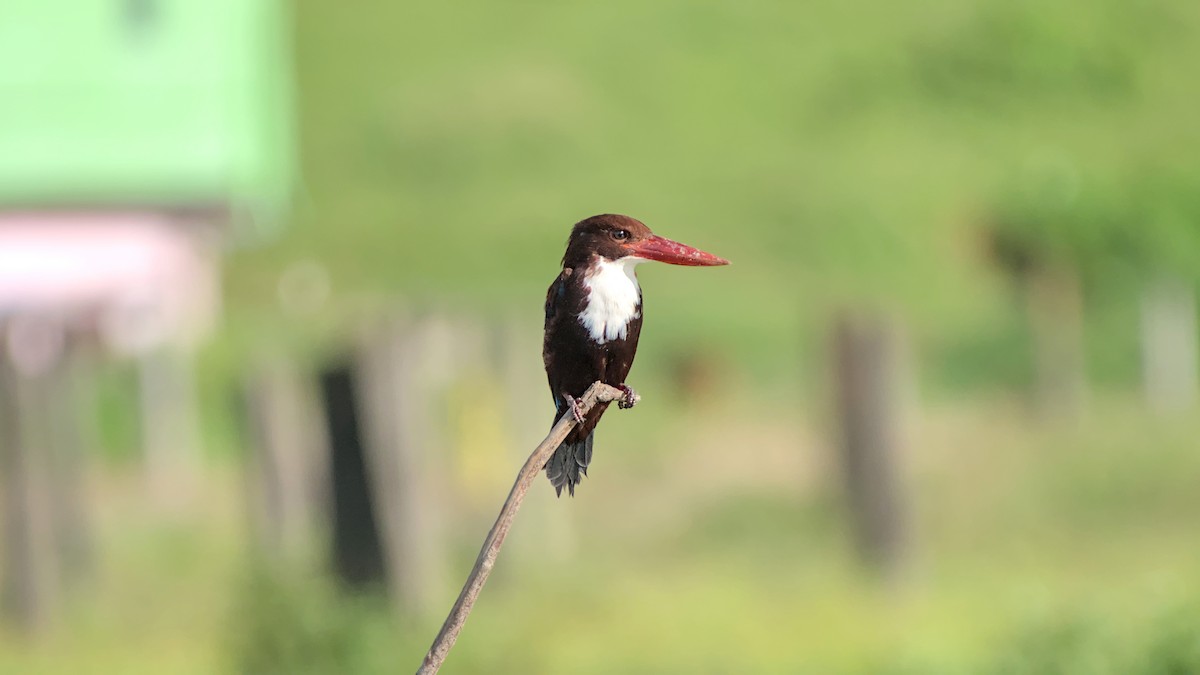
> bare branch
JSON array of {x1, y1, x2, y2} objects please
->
[{"x1": 417, "y1": 381, "x2": 625, "y2": 674}]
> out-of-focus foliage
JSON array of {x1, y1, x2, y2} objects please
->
[
  {"x1": 987, "y1": 160, "x2": 1200, "y2": 296},
  {"x1": 220, "y1": 0, "x2": 1200, "y2": 392},
  {"x1": 1119, "y1": 165, "x2": 1200, "y2": 282},
  {"x1": 908, "y1": 0, "x2": 1156, "y2": 108},
  {"x1": 226, "y1": 569, "x2": 398, "y2": 675},
  {"x1": 986, "y1": 600, "x2": 1200, "y2": 675}
]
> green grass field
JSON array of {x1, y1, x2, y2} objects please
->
[{"x1": 3, "y1": 392, "x2": 1200, "y2": 673}]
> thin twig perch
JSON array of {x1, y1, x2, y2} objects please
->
[{"x1": 417, "y1": 381, "x2": 626, "y2": 674}]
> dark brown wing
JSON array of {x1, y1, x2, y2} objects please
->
[
  {"x1": 542, "y1": 268, "x2": 595, "y2": 411},
  {"x1": 540, "y1": 267, "x2": 643, "y2": 495}
]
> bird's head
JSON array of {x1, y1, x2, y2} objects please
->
[{"x1": 562, "y1": 214, "x2": 729, "y2": 268}]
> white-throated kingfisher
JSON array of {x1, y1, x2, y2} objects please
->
[{"x1": 542, "y1": 214, "x2": 729, "y2": 496}]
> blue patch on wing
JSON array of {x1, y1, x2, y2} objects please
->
[{"x1": 545, "y1": 276, "x2": 567, "y2": 321}]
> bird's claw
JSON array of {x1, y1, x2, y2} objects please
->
[
  {"x1": 617, "y1": 384, "x2": 640, "y2": 410},
  {"x1": 564, "y1": 394, "x2": 586, "y2": 425}
]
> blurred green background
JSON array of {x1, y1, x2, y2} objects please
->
[{"x1": 3, "y1": 0, "x2": 1200, "y2": 673}]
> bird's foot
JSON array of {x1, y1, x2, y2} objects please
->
[
  {"x1": 617, "y1": 384, "x2": 640, "y2": 410},
  {"x1": 563, "y1": 394, "x2": 586, "y2": 425}
]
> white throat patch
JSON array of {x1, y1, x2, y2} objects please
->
[{"x1": 578, "y1": 257, "x2": 643, "y2": 343}]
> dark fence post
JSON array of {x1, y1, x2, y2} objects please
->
[
  {"x1": 45, "y1": 337, "x2": 93, "y2": 585},
  {"x1": 319, "y1": 362, "x2": 387, "y2": 588}
]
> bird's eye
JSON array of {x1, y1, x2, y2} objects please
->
[{"x1": 611, "y1": 229, "x2": 630, "y2": 241}]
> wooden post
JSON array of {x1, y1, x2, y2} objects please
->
[
  {"x1": 356, "y1": 315, "x2": 451, "y2": 616},
  {"x1": 319, "y1": 361, "x2": 387, "y2": 588},
  {"x1": 984, "y1": 228, "x2": 1087, "y2": 421},
  {"x1": 242, "y1": 361, "x2": 322, "y2": 560},
  {"x1": 137, "y1": 347, "x2": 202, "y2": 509},
  {"x1": 1140, "y1": 277, "x2": 1198, "y2": 413},
  {"x1": 0, "y1": 319, "x2": 62, "y2": 632},
  {"x1": 1026, "y1": 265, "x2": 1086, "y2": 421},
  {"x1": 44, "y1": 338, "x2": 93, "y2": 584},
  {"x1": 831, "y1": 311, "x2": 911, "y2": 583}
]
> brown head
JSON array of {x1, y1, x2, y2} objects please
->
[{"x1": 561, "y1": 214, "x2": 729, "y2": 268}]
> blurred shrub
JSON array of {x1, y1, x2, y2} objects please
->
[
  {"x1": 225, "y1": 566, "x2": 407, "y2": 675},
  {"x1": 1135, "y1": 601, "x2": 1200, "y2": 675},
  {"x1": 988, "y1": 612, "x2": 1122, "y2": 675},
  {"x1": 910, "y1": 0, "x2": 1142, "y2": 107},
  {"x1": 983, "y1": 598, "x2": 1200, "y2": 675}
]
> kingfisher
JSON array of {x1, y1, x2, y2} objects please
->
[{"x1": 542, "y1": 214, "x2": 729, "y2": 496}]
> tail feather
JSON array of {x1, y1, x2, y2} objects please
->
[{"x1": 545, "y1": 432, "x2": 594, "y2": 497}]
